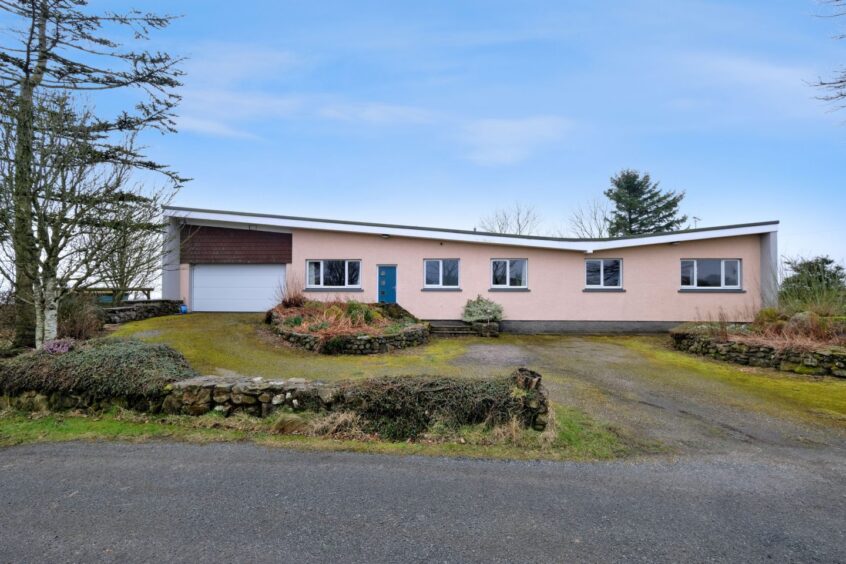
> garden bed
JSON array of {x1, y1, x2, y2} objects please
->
[{"x1": 268, "y1": 300, "x2": 429, "y2": 354}]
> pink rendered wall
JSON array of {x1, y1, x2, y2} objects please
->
[
  {"x1": 179, "y1": 264, "x2": 190, "y2": 308},
  {"x1": 288, "y1": 229, "x2": 763, "y2": 322}
]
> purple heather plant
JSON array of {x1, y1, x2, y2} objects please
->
[{"x1": 42, "y1": 338, "x2": 76, "y2": 355}]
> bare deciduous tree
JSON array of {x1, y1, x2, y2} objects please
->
[
  {"x1": 0, "y1": 95, "x2": 173, "y2": 348},
  {"x1": 816, "y1": 1, "x2": 846, "y2": 111},
  {"x1": 478, "y1": 203, "x2": 541, "y2": 235},
  {"x1": 0, "y1": 0, "x2": 183, "y2": 346},
  {"x1": 99, "y1": 189, "x2": 173, "y2": 304},
  {"x1": 565, "y1": 198, "x2": 611, "y2": 238}
]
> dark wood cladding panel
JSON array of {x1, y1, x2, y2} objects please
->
[{"x1": 180, "y1": 226, "x2": 292, "y2": 264}]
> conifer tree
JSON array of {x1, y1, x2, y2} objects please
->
[{"x1": 604, "y1": 170, "x2": 687, "y2": 237}]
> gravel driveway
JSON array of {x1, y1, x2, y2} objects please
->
[
  {"x1": 455, "y1": 337, "x2": 846, "y2": 458},
  {"x1": 1, "y1": 442, "x2": 844, "y2": 563}
]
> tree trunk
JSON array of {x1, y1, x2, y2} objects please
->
[
  {"x1": 42, "y1": 277, "x2": 58, "y2": 345},
  {"x1": 12, "y1": 89, "x2": 37, "y2": 348},
  {"x1": 32, "y1": 279, "x2": 44, "y2": 350}
]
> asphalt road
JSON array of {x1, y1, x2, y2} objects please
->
[{"x1": 1, "y1": 442, "x2": 844, "y2": 563}]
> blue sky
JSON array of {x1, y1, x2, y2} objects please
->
[{"x1": 126, "y1": 1, "x2": 843, "y2": 262}]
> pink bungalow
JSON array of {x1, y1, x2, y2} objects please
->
[{"x1": 161, "y1": 206, "x2": 778, "y2": 332}]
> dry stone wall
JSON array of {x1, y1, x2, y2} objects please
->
[
  {"x1": 272, "y1": 324, "x2": 429, "y2": 355},
  {"x1": 103, "y1": 300, "x2": 182, "y2": 324},
  {"x1": 162, "y1": 370, "x2": 551, "y2": 431},
  {"x1": 1, "y1": 370, "x2": 552, "y2": 432},
  {"x1": 671, "y1": 332, "x2": 846, "y2": 378}
]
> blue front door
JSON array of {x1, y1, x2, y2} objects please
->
[{"x1": 378, "y1": 266, "x2": 397, "y2": 304}]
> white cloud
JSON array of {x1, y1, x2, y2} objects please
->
[
  {"x1": 461, "y1": 116, "x2": 570, "y2": 165},
  {"x1": 184, "y1": 43, "x2": 301, "y2": 87},
  {"x1": 176, "y1": 43, "x2": 305, "y2": 138},
  {"x1": 319, "y1": 102, "x2": 435, "y2": 125},
  {"x1": 176, "y1": 116, "x2": 257, "y2": 139},
  {"x1": 672, "y1": 52, "x2": 819, "y2": 119}
]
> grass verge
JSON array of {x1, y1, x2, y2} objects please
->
[{"x1": 0, "y1": 403, "x2": 635, "y2": 461}]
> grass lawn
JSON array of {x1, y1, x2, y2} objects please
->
[
  {"x1": 0, "y1": 405, "x2": 634, "y2": 461},
  {"x1": 110, "y1": 313, "x2": 508, "y2": 381}
]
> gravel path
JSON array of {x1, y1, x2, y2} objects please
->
[{"x1": 1, "y1": 442, "x2": 844, "y2": 563}]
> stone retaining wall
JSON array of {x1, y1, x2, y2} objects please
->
[
  {"x1": 1, "y1": 369, "x2": 552, "y2": 431},
  {"x1": 160, "y1": 369, "x2": 550, "y2": 430},
  {"x1": 162, "y1": 376, "x2": 332, "y2": 416},
  {"x1": 671, "y1": 332, "x2": 846, "y2": 378},
  {"x1": 103, "y1": 300, "x2": 182, "y2": 324},
  {"x1": 272, "y1": 324, "x2": 429, "y2": 355}
]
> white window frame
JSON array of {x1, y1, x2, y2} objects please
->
[
  {"x1": 490, "y1": 258, "x2": 528, "y2": 288},
  {"x1": 680, "y1": 259, "x2": 742, "y2": 290},
  {"x1": 423, "y1": 259, "x2": 460, "y2": 288},
  {"x1": 584, "y1": 258, "x2": 623, "y2": 289},
  {"x1": 306, "y1": 259, "x2": 362, "y2": 288}
]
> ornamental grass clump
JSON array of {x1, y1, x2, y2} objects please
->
[
  {"x1": 462, "y1": 295, "x2": 503, "y2": 323},
  {"x1": 270, "y1": 299, "x2": 420, "y2": 339}
]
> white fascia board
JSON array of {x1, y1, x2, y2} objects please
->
[
  {"x1": 165, "y1": 208, "x2": 590, "y2": 250},
  {"x1": 165, "y1": 208, "x2": 778, "y2": 252},
  {"x1": 586, "y1": 223, "x2": 779, "y2": 252}
]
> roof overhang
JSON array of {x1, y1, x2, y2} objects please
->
[{"x1": 164, "y1": 206, "x2": 779, "y2": 253}]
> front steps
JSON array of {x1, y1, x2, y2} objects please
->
[{"x1": 427, "y1": 320, "x2": 498, "y2": 337}]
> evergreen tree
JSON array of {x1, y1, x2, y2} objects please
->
[
  {"x1": 604, "y1": 169, "x2": 687, "y2": 237},
  {"x1": 0, "y1": 1, "x2": 183, "y2": 346}
]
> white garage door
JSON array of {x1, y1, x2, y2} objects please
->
[{"x1": 192, "y1": 264, "x2": 286, "y2": 312}]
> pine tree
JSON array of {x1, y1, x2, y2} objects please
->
[{"x1": 604, "y1": 170, "x2": 688, "y2": 237}]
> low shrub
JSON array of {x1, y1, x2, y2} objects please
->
[
  {"x1": 42, "y1": 338, "x2": 75, "y2": 354},
  {"x1": 308, "y1": 321, "x2": 330, "y2": 332},
  {"x1": 0, "y1": 338, "x2": 196, "y2": 403},
  {"x1": 779, "y1": 256, "x2": 846, "y2": 317},
  {"x1": 337, "y1": 373, "x2": 545, "y2": 440},
  {"x1": 283, "y1": 316, "x2": 303, "y2": 327},
  {"x1": 58, "y1": 294, "x2": 105, "y2": 340},
  {"x1": 462, "y1": 295, "x2": 503, "y2": 323}
]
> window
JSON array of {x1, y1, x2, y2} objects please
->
[
  {"x1": 585, "y1": 259, "x2": 622, "y2": 288},
  {"x1": 680, "y1": 259, "x2": 741, "y2": 289},
  {"x1": 424, "y1": 259, "x2": 459, "y2": 288},
  {"x1": 491, "y1": 259, "x2": 528, "y2": 288},
  {"x1": 306, "y1": 260, "x2": 361, "y2": 288}
]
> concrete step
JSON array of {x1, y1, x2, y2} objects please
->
[
  {"x1": 429, "y1": 326, "x2": 477, "y2": 337},
  {"x1": 427, "y1": 320, "x2": 469, "y2": 328}
]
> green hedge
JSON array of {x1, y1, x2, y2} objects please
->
[{"x1": 0, "y1": 339, "x2": 196, "y2": 402}]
